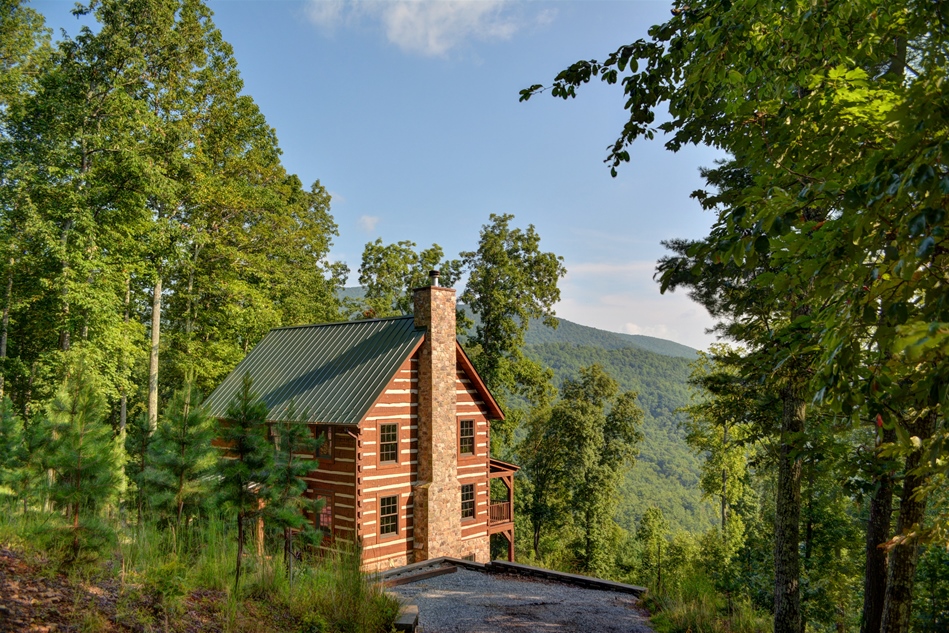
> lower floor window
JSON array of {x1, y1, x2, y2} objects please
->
[
  {"x1": 461, "y1": 484, "x2": 475, "y2": 520},
  {"x1": 380, "y1": 495, "x2": 398, "y2": 535},
  {"x1": 317, "y1": 495, "x2": 333, "y2": 531}
]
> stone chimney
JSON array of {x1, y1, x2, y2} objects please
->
[{"x1": 412, "y1": 270, "x2": 460, "y2": 561}]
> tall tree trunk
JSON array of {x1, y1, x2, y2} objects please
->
[
  {"x1": 235, "y1": 512, "x2": 244, "y2": 590},
  {"x1": 24, "y1": 362, "x2": 34, "y2": 418},
  {"x1": 0, "y1": 262, "x2": 12, "y2": 400},
  {"x1": 120, "y1": 276, "x2": 131, "y2": 433},
  {"x1": 774, "y1": 387, "x2": 805, "y2": 633},
  {"x1": 284, "y1": 526, "x2": 293, "y2": 580},
  {"x1": 148, "y1": 275, "x2": 161, "y2": 430},
  {"x1": 182, "y1": 244, "x2": 199, "y2": 415},
  {"x1": 880, "y1": 411, "x2": 936, "y2": 633},
  {"x1": 721, "y1": 422, "x2": 729, "y2": 533},
  {"x1": 861, "y1": 426, "x2": 895, "y2": 633},
  {"x1": 59, "y1": 222, "x2": 73, "y2": 352}
]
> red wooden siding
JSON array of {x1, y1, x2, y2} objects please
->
[
  {"x1": 356, "y1": 355, "x2": 419, "y2": 567},
  {"x1": 456, "y1": 366, "x2": 491, "y2": 543},
  {"x1": 303, "y1": 425, "x2": 357, "y2": 542}
]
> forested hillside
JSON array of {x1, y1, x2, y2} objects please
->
[
  {"x1": 523, "y1": 317, "x2": 698, "y2": 359},
  {"x1": 524, "y1": 342, "x2": 714, "y2": 535}
]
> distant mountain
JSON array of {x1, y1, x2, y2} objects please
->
[
  {"x1": 522, "y1": 317, "x2": 697, "y2": 359},
  {"x1": 339, "y1": 287, "x2": 699, "y2": 359}
]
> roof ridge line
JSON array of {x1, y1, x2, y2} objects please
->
[{"x1": 271, "y1": 315, "x2": 415, "y2": 331}]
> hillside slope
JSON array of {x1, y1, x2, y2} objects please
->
[
  {"x1": 522, "y1": 317, "x2": 698, "y2": 359},
  {"x1": 524, "y1": 342, "x2": 714, "y2": 535}
]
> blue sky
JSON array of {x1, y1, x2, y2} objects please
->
[{"x1": 34, "y1": 0, "x2": 723, "y2": 350}]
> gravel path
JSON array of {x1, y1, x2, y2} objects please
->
[{"x1": 390, "y1": 568, "x2": 655, "y2": 633}]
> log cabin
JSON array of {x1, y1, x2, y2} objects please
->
[{"x1": 204, "y1": 271, "x2": 516, "y2": 570}]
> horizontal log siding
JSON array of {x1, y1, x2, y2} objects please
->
[
  {"x1": 456, "y1": 369, "x2": 491, "y2": 543},
  {"x1": 304, "y1": 426, "x2": 357, "y2": 542},
  {"x1": 358, "y1": 356, "x2": 418, "y2": 568}
]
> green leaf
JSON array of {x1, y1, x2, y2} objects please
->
[
  {"x1": 754, "y1": 235, "x2": 770, "y2": 255},
  {"x1": 917, "y1": 236, "x2": 935, "y2": 259}
]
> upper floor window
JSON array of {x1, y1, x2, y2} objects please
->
[
  {"x1": 380, "y1": 423, "x2": 398, "y2": 463},
  {"x1": 460, "y1": 420, "x2": 474, "y2": 455},
  {"x1": 315, "y1": 426, "x2": 333, "y2": 459}
]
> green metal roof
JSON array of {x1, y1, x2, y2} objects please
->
[{"x1": 204, "y1": 316, "x2": 424, "y2": 424}]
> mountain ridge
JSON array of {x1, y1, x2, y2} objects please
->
[{"x1": 339, "y1": 287, "x2": 698, "y2": 359}]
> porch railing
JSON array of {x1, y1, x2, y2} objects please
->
[{"x1": 489, "y1": 501, "x2": 511, "y2": 524}]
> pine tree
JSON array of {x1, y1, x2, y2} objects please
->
[
  {"x1": 145, "y1": 388, "x2": 216, "y2": 536},
  {"x1": 0, "y1": 397, "x2": 22, "y2": 505},
  {"x1": 125, "y1": 412, "x2": 152, "y2": 526},
  {"x1": 45, "y1": 360, "x2": 121, "y2": 564},
  {"x1": 215, "y1": 374, "x2": 272, "y2": 588},
  {"x1": 266, "y1": 402, "x2": 323, "y2": 580}
]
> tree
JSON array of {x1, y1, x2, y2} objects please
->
[
  {"x1": 357, "y1": 239, "x2": 461, "y2": 319},
  {"x1": 517, "y1": 402, "x2": 568, "y2": 558},
  {"x1": 145, "y1": 388, "x2": 216, "y2": 536},
  {"x1": 0, "y1": 396, "x2": 22, "y2": 503},
  {"x1": 45, "y1": 359, "x2": 122, "y2": 564},
  {"x1": 266, "y1": 402, "x2": 323, "y2": 580},
  {"x1": 215, "y1": 374, "x2": 272, "y2": 589},
  {"x1": 461, "y1": 213, "x2": 565, "y2": 447},
  {"x1": 521, "y1": 5, "x2": 948, "y2": 629},
  {"x1": 125, "y1": 412, "x2": 152, "y2": 526},
  {"x1": 552, "y1": 364, "x2": 643, "y2": 575},
  {"x1": 637, "y1": 506, "x2": 667, "y2": 591},
  {"x1": 0, "y1": 0, "x2": 50, "y2": 401}
]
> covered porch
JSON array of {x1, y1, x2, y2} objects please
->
[{"x1": 487, "y1": 458, "x2": 519, "y2": 562}]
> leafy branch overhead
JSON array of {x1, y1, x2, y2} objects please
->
[{"x1": 524, "y1": 1, "x2": 949, "y2": 631}]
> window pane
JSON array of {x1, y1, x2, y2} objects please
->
[
  {"x1": 380, "y1": 424, "x2": 398, "y2": 462},
  {"x1": 317, "y1": 495, "x2": 332, "y2": 530},
  {"x1": 461, "y1": 484, "x2": 475, "y2": 519},
  {"x1": 460, "y1": 420, "x2": 474, "y2": 455},
  {"x1": 316, "y1": 426, "x2": 332, "y2": 458},
  {"x1": 380, "y1": 495, "x2": 398, "y2": 535}
]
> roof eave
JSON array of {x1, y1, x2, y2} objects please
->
[{"x1": 455, "y1": 341, "x2": 505, "y2": 421}]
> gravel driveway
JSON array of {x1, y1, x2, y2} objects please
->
[{"x1": 390, "y1": 568, "x2": 654, "y2": 633}]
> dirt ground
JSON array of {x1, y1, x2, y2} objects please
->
[{"x1": 0, "y1": 547, "x2": 227, "y2": 633}]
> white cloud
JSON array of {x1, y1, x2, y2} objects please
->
[
  {"x1": 305, "y1": 0, "x2": 346, "y2": 30},
  {"x1": 358, "y1": 214, "x2": 381, "y2": 232},
  {"x1": 554, "y1": 258, "x2": 718, "y2": 350},
  {"x1": 305, "y1": 0, "x2": 547, "y2": 57},
  {"x1": 623, "y1": 321, "x2": 673, "y2": 340},
  {"x1": 557, "y1": 290, "x2": 717, "y2": 351}
]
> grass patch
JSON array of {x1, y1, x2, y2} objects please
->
[
  {"x1": 646, "y1": 573, "x2": 771, "y2": 633},
  {"x1": 0, "y1": 508, "x2": 398, "y2": 632}
]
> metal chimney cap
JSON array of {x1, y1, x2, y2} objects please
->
[{"x1": 429, "y1": 270, "x2": 440, "y2": 285}]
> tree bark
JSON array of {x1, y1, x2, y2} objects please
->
[
  {"x1": 235, "y1": 512, "x2": 244, "y2": 590},
  {"x1": 774, "y1": 387, "x2": 805, "y2": 633},
  {"x1": 148, "y1": 275, "x2": 161, "y2": 430},
  {"x1": 533, "y1": 521, "x2": 541, "y2": 558},
  {"x1": 120, "y1": 276, "x2": 131, "y2": 433},
  {"x1": 0, "y1": 263, "x2": 12, "y2": 399},
  {"x1": 721, "y1": 422, "x2": 729, "y2": 534},
  {"x1": 861, "y1": 427, "x2": 895, "y2": 633},
  {"x1": 880, "y1": 411, "x2": 936, "y2": 633}
]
